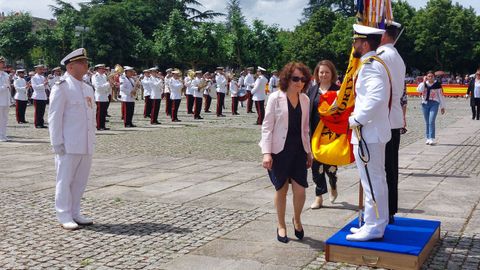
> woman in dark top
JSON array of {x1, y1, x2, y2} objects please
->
[
  {"x1": 259, "y1": 62, "x2": 313, "y2": 243},
  {"x1": 307, "y1": 60, "x2": 340, "y2": 209}
]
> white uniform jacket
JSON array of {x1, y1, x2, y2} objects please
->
[
  {"x1": 164, "y1": 76, "x2": 171, "y2": 94},
  {"x1": 191, "y1": 77, "x2": 203, "y2": 98},
  {"x1": 244, "y1": 74, "x2": 255, "y2": 91},
  {"x1": 49, "y1": 75, "x2": 61, "y2": 89},
  {"x1": 184, "y1": 77, "x2": 194, "y2": 95},
  {"x1": 349, "y1": 51, "x2": 392, "y2": 145},
  {"x1": 230, "y1": 80, "x2": 239, "y2": 97},
  {"x1": 215, "y1": 74, "x2": 227, "y2": 94},
  {"x1": 14, "y1": 78, "x2": 28, "y2": 101},
  {"x1": 251, "y1": 75, "x2": 268, "y2": 101},
  {"x1": 31, "y1": 74, "x2": 47, "y2": 100},
  {"x1": 119, "y1": 75, "x2": 136, "y2": 102},
  {"x1": 142, "y1": 76, "x2": 152, "y2": 97},
  {"x1": 169, "y1": 78, "x2": 183, "y2": 100},
  {"x1": 48, "y1": 73, "x2": 96, "y2": 155},
  {"x1": 92, "y1": 73, "x2": 111, "y2": 102},
  {"x1": 0, "y1": 71, "x2": 10, "y2": 106},
  {"x1": 269, "y1": 75, "x2": 279, "y2": 93},
  {"x1": 377, "y1": 44, "x2": 406, "y2": 129},
  {"x1": 150, "y1": 77, "x2": 164, "y2": 99}
]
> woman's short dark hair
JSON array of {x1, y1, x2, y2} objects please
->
[
  {"x1": 313, "y1": 60, "x2": 338, "y2": 85},
  {"x1": 278, "y1": 62, "x2": 311, "y2": 93}
]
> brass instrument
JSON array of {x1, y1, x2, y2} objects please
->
[
  {"x1": 187, "y1": 69, "x2": 195, "y2": 79},
  {"x1": 198, "y1": 78, "x2": 208, "y2": 90},
  {"x1": 108, "y1": 64, "x2": 123, "y2": 89}
]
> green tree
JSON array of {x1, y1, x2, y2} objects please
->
[
  {"x1": 391, "y1": 0, "x2": 416, "y2": 74},
  {"x1": 0, "y1": 13, "x2": 35, "y2": 64},
  {"x1": 224, "y1": 0, "x2": 250, "y2": 67},
  {"x1": 249, "y1": 20, "x2": 282, "y2": 70},
  {"x1": 303, "y1": 0, "x2": 355, "y2": 19},
  {"x1": 410, "y1": 0, "x2": 478, "y2": 73}
]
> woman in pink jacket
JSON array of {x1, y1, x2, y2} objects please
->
[{"x1": 259, "y1": 62, "x2": 313, "y2": 243}]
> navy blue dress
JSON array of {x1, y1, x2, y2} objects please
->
[{"x1": 268, "y1": 98, "x2": 308, "y2": 191}]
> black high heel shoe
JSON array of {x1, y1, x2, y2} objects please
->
[
  {"x1": 292, "y1": 217, "x2": 304, "y2": 240},
  {"x1": 277, "y1": 228, "x2": 289, "y2": 243}
]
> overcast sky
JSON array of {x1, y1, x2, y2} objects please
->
[{"x1": 0, "y1": 0, "x2": 479, "y2": 30}]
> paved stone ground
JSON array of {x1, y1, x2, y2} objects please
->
[{"x1": 1, "y1": 96, "x2": 479, "y2": 269}]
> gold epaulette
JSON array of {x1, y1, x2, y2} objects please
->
[{"x1": 55, "y1": 78, "x2": 66, "y2": 85}]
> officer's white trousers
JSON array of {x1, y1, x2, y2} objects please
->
[
  {"x1": 353, "y1": 142, "x2": 389, "y2": 235},
  {"x1": 55, "y1": 153, "x2": 92, "y2": 223},
  {"x1": 0, "y1": 106, "x2": 8, "y2": 139}
]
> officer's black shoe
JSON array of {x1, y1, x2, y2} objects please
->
[{"x1": 389, "y1": 215, "x2": 395, "y2": 224}]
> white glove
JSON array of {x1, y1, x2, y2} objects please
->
[
  {"x1": 348, "y1": 117, "x2": 361, "y2": 129},
  {"x1": 53, "y1": 144, "x2": 66, "y2": 156}
]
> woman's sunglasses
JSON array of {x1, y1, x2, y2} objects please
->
[{"x1": 291, "y1": 76, "x2": 309, "y2": 83}]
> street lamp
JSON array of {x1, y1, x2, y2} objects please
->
[{"x1": 74, "y1": 25, "x2": 90, "y2": 48}]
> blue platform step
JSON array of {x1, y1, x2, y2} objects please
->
[{"x1": 325, "y1": 217, "x2": 441, "y2": 270}]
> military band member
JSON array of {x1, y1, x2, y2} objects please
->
[
  {"x1": 215, "y1": 67, "x2": 227, "y2": 117},
  {"x1": 252, "y1": 67, "x2": 268, "y2": 125},
  {"x1": 192, "y1": 70, "x2": 204, "y2": 119},
  {"x1": 377, "y1": 21, "x2": 406, "y2": 225},
  {"x1": 230, "y1": 74, "x2": 240, "y2": 115},
  {"x1": 170, "y1": 70, "x2": 183, "y2": 122},
  {"x1": 269, "y1": 70, "x2": 279, "y2": 93},
  {"x1": 92, "y1": 64, "x2": 110, "y2": 130},
  {"x1": 48, "y1": 67, "x2": 62, "y2": 88},
  {"x1": 31, "y1": 64, "x2": 48, "y2": 128},
  {"x1": 149, "y1": 68, "x2": 163, "y2": 124},
  {"x1": 347, "y1": 25, "x2": 391, "y2": 241},
  {"x1": 142, "y1": 69, "x2": 152, "y2": 118},
  {"x1": 120, "y1": 66, "x2": 137, "y2": 127},
  {"x1": 203, "y1": 72, "x2": 213, "y2": 113},
  {"x1": 164, "y1": 68, "x2": 173, "y2": 116},
  {"x1": 48, "y1": 48, "x2": 96, "y2": 230},
  {"x1": 185, "y1": 70, "x2": 195, "y2": 114},
  {"x1": 14, "y1": 69, "x2": 29, "y2": 124},
  {"x1": 238, "y1": 70, "x2": 246, "y2": 108},
  {"x1": 0, "y1": 57, "x2": 10, "y2": 142},
  {"x1": 245, "y1": 67, "x2": 255, "y2": 113}
]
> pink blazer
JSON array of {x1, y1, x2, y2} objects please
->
[{"x1": 259, "y1": 90, "x2": 311, "y2": 154}]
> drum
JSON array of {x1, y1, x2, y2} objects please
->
[{"x1": 238, "y1": 87, "x2": 248, "y2": 101}]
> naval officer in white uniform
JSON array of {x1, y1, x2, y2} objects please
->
[
  {"x1": 0, "y1": 56, "x2": 10, "y2": 142},
  {"x1": 48, "y1": 48, "x2": 96, "y2": 230},
  {"x1": 347, "y1": 24, "x2": 391, "y2": 241},
  {"x1": 377, "y1": 21, "x2": 406, "y2": 225}
]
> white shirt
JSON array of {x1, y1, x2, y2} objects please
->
[
  {"x1": 92, "y1": 72, "x2": 111, "y2": 102},
  {"x1": 230, "y1": 80, "x2": 239, "y2": 97},
  {"x1": 349, "y1": 51, "x2": 392, "y2": 144},
  {"x1": 269, "y1": 75, "x2": 279, "y2": 92},
  {"x1": 244, "y1": 73, "x2": 255, "y2": 91},
  {"x1": 48, "y1": 73, "x2": 96, "y2": 155},
  {"x1": 0, "y1": 71, "x2": 10, "y2": 106},
  {"x1": 14, "y1": 77, "x2": 28, "y2": 101},
  {"x1": 377, "y1": 43, "x2": 406, "y2": 129},
  {"x1": 164, "y1": 76, "x2": 172, "y2": 94},
  {"x1": 251, "y1": 75, "x2": 268, "y2": 101},
  {"x1": 150, "y1": 77, "x2": 164, "y2": 99},
  {"x1": 119, "y1": 75, "x2": 136, "y2": 102},
  {"x1": 191, "y1": 77, "x2": 204, "y2": 98},
  {"x1": 169, "y1": 78, "x2": 183, "y2": 100},
  {"x1": 142, "y1": 76, "x2": 152, "y2": 97},
  {"x1": 215, "y1": 74, "x2": 227, "y2": 94},
  {"x1": 184, "y1": 77, "x2": 194, "y2": 95},
  {"x1": 31, "y1": 73, "x2": 47, "y2": 100},
  {"x1": 48, "y1": 75, "x2": 61, "y2": 88}
]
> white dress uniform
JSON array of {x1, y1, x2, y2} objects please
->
[
  {"x1": 377, "y1": 43, "x2": 406, "y2": 129},
  {"x1": 142, "y1": 75, "x2": 152, "y2": 98},
  {"x1": 0, "y1": 70, "x2": 10, "y2": 141},
  {"x1": 119, "y1": 74, "x2": 135, "y2": 102},
  {"x1": 14, "y1": 77, "x2": 28, "y2": 101},
  {"x1": 31, "y1": 73, "x2": 47, "y2": 100},
  {"x1": 92, "y1": 72, "x2": 110, "y2": 102},
  {"x1": 251, "y1": 75, "x2": 268, "y2": 101},
  {"x1": 215, "y1": 74, "x2": 227, "y2": 94},
  {"x1": 48, "y1": 70, "x2": 96, "y2": 225},
  {"x1": 269, "y1": 75, "x2": 279, "y2": 93},
  {"x1": 244, "y1": 73, "x2": 255, "y2": 91},
  {"x1": 169, "y1": 78, "x2": 183, "y2": 100},
  {"x1": 192, "y1": 77, "x2": 203, "y2": 99},
  {"x1": 150, "y1": 76, "x2": 164, "y2": 99},
  {"x1": 348, "y1": 48, "x2": 391, "y2": 240},
  {"x1": 230, "y1": 79, "x2": 238, "y2": 97},
  {"x1": 49, "y1": 75, "x2": 62, "y2": 89}
]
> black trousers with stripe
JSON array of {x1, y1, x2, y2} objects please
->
[
  {"x1": 96, "y1": 101, "x2": 108, "y2": 129},
  {"x1": 15, "y1": 100, "x2": 28, "y2": 123},
  {"x1": 385, "y1": 128, "x2": 401, "y2": 216},
  {"x1": 171, "y1": 99, "x2": 181, "y2": 121},
  {"x1": 150, "y1": 98, "x2": 161, "y2": 124},
  {"x1": 255, "y1": 100, "x2": 265, "y2": 124},
  {"x1": 33, "y1": 99, "x2": 46, "y2": 127},
  {"x1": 216, "y1": 92, "x2": 225, "y2": 116},
  {"x1": 122, "y1": 101, "x2": 135, "y2": 126}
]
